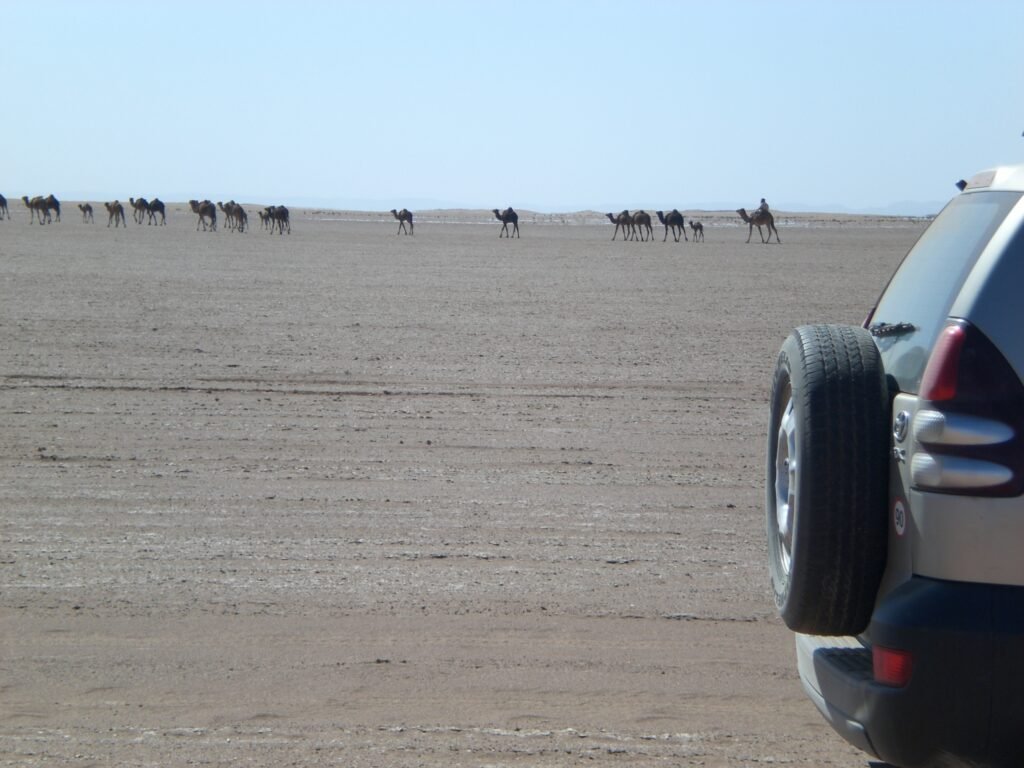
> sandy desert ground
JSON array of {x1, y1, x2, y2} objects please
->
[{"x1": 0, "y1": 204, "x2": 928, "y2": 766}]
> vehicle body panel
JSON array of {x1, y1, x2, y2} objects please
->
[{"x1": 781, "y1": 162, "x2": 1024, "y2": 767}]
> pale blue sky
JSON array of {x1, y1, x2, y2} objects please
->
[{"x1": 6, "y1": 1, "x2": 1024, "y2": 214}]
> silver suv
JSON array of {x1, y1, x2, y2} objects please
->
[{"x1": 766, "y1": 164, "x2": 1024, "y2": 767}]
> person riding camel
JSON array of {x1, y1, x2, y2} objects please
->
[{"x1": 756, "y1": 198, "x2": 770, "y2": 216}]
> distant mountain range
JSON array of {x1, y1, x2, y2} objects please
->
[{"x1": 769, "y1": 200, "x2": 947, "y2": 217}]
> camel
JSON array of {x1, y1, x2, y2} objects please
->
[
  {"x1": 147, "y1": 198, "x2": 166, "y2": 225},
  {"x1": 493, "y1": 207, "x2": 519, "y2": 238},
  {"x1": 258, "y1": 210, "x2": 270, "y2": 230},
  {"x1": 217, "y1": 201, "x2": 246, "y2": 232},
  {"x1": 265, "y1": 205, "x2": 290, "y2": 235},
  {"x1": 26, "y1": 194, "x2": 61, "y2": 225},
  {"x1": 689, "y1": 220, "x2": 704, "y2": 242},
  {"x1": 78, "y1": 203, "x2": 94, "y2": 223},
  {"x1": 630, "y1": 210, "x2": 653, "y2": 242},
  {"x1": 390, "y1": 208, "x2": 414, "y2": 235},
  {"x1": 736, "y1": 207, "x2": 781, "y2": 243},
  {"x1": 48, "y1": 195, "x2": 61, "y2": 222},
  {"x1": 606, "y1": 210, "x2": 632, "y2": 241},
  {"x1": 105, "y1": 200, "x2": 126, "y2": 228},
  {"x1": 22, "y1": 195, "x2": 57, "y2": 225},
  {"x1": 39, "y1": 195, "x2": 60, "y2": 224},
  {"x1": 0, "y1": 194, "x2": 8, "y2": 220},
  {"x1": 129, "y1": 197, "x2": 149, "y2": 225},
  {"x1": 655, "y1": 210, "x2": 687, "y2": 242},
  {"x1": 22, "y1": 196, "x2": 44, "y2": 224},
  {"x1": 189, "y1": 199, "x2": 217, "y2": 231}
]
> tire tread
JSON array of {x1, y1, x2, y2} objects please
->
[{"x1": 768, "y1": 324, "x2": 889, "y2": 635}]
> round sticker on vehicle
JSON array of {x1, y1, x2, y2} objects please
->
[{"x1": 893, "y1": 500, "x2": 907, "y2": 537}]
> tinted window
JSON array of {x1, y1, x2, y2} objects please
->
[{"x1": 871, "y1": 191, "x2": 1022, "y2": 393}]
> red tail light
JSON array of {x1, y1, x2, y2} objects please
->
[
  {"x1": 912, "y1": 320, "x2": 1024, "y2": 496},
  {"x1": 873, "y1": 645, "x2": 913, "y2": 687},
  {"x1": 919, "y1": 324, "x2": 966, "y2": 402}
]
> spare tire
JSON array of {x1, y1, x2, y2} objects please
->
[{"x1": 766, "y1": 324, "x2": 890, "y2": 636}]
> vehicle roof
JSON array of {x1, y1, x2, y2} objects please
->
[{"x1": 961, "y1": 163, "x2": 1024, "y2": 192}]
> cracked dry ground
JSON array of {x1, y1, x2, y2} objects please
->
[{"x1": 0, "y1": 211, "x2": 923, "y2": 766}]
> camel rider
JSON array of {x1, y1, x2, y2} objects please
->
[{"x1": 756, "y1": 198, "x2": 770, "y2": 215}]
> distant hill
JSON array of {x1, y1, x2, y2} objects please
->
[{"x1": 773, "y1": 200, "x2": 946, "y2": 217}]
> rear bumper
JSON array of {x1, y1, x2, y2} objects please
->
[
  {"x1": 796, "y1": 577, "x2": 1024, "y2": 767},
  {"x1": 796, "y1": 634, "x2": 875, "y2": 755}
]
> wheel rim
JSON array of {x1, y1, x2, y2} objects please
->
[{"x1": 775, "y1": 396, "x2": 798, "y2": 576}]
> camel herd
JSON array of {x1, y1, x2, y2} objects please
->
[
  {"x1": 184, "y1": 200, "x2": 290, "y2": 235},
  {"x1": 603, "y1": 208, "x2": 775, "y2": 244},
  {"x1": 0, "y1": 193, "x2": 781, "y2": 243},
  {"x1": 4, "y1": 194, "x2": 291, "y2": 235},
  {"x1": 605, "y1": 210, "x2": 704, "y2": 243}
]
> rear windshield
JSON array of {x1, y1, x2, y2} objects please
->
[{"x1": 870, "y1": 190, "x2": 1023, "y2": 393}]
